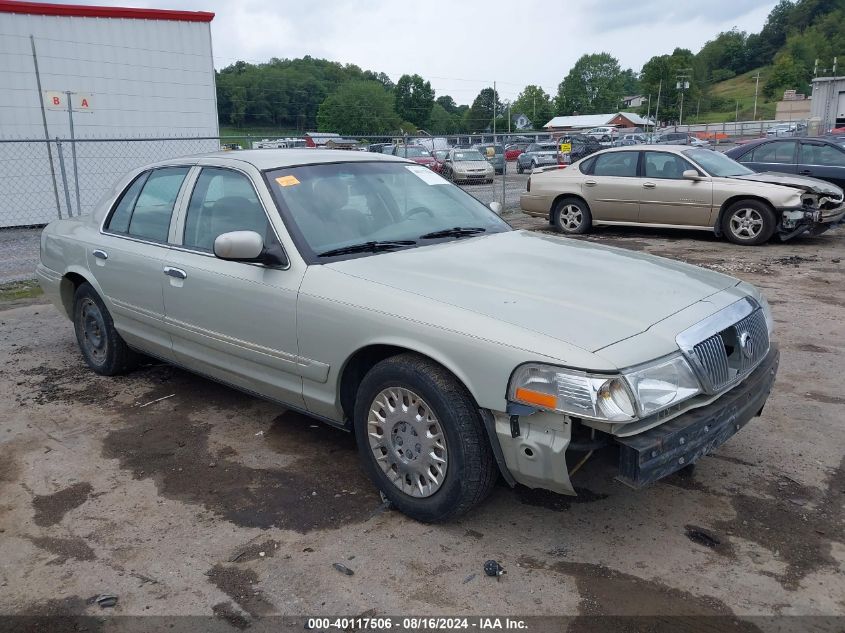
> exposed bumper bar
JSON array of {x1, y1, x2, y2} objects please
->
[{"x1": 615, "y1": 344, "x2": 779, "y2": 488}]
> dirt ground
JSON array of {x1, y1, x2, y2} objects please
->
[{"x1": 1, "y1": 220, "x2": 843, "y2": 630}]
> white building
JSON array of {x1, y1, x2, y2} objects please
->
[{"x1": 0, "y1": 1, "x2": 218, "y2": 227}]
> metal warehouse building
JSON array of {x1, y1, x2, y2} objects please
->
[{"x1": 0, "y1": 0, "x2": 219, "y2": 227}]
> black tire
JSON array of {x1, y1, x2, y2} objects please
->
[
  {"x1": 516, "y1": 162, "x2": 524, "y2": 174},
  {"x1": 73, "y1": 282, "x2": 139, "y2": 375},
  {"x1": 530, "y1": 160, "x2": 538, "y2": 171},
  {"x1": 553, "y1": 197, "x2": 592, "y2": 234},
  {"x1": 721, "y1": 200, "x2": 776, "y2": 246},
  {"x1": 353, "y1": 353, "x2": 497, "y2": 523}
]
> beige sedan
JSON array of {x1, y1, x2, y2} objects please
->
[{"x1": 520, "y1": 145, "x2": 845, "y2": 244}]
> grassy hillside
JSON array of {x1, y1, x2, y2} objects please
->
[{"x1": 697, "y1": 68, "x2": 778, "y2": 123}]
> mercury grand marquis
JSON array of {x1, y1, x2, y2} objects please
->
[{"x1": 36, "y1": 149, "x2": 779, "y2": 522}]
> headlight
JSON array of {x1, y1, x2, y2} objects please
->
[
  {"x1": 623, "y1": 354, "x2": 700, "y2": 417},
  {"x1": 509, "y1": 355, "x2": 702, "y2": 422},
  {"x1": 509, "y1": 364, "x2": 636, "y2": 422}
]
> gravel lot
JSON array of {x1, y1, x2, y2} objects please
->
[{"x1": 1, "y1": 219, "x2": 843, "y2": 628}]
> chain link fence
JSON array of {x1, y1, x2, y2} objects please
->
[{"x1": 0, "y1": 122, "x2": 836, "y2": 228}]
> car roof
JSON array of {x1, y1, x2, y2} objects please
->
[{"x1": 150, "y1": 149, "x2": 411, "y2": 171}]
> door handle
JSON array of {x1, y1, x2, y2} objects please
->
[
  {"x1": 163, "y1": 266, "x2": 187, "y2": 280},
  {"x1": 798, "y1": 169, "x2": 812, "y2": 175},
  {"x1": 584, "y1": 179, "x2": 597, "y2": 186},
  {"x1": 643, "y1": 182, "x2": 656, "y2": 189},
  {"x1": 92, "y1": 249, "x2": 108, "y2": 260}
]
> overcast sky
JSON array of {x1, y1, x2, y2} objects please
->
[{"x1": 60, "y1": 0, "x2": 777, "y2": 104}]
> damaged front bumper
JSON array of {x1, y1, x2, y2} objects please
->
[
  {"x1": 778, "y1": 203, "x2": 845, "y2": 240},
  {"x1": 615, "y1": 345, "x2": 779, "y2": 488},
  {"x1": 487, "y1": 345, "x2": 779, "y2": 495}
]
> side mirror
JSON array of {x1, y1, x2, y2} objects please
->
[
  {"x1": 682, "y1": 170, "x2": 702, "y2": 180},
  {"x1": 489, "y1": 201, "x2": 502, "y2": 214},
  {"x1": 213, "y1": 230, "x2": 288, "y2": 267}
]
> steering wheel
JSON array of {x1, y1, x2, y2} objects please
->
[{"x1": 406, "y1": 206, "x2": 434, "y2": 219}]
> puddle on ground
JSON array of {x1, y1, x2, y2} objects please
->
[
  {"x1": 31, "y1": 482, "x2": 92, "y2": 527},
  {"x1": 101, "y1": 369, "x2": 379, "y2": 533},
  {"x1": 207, "y1": 563, "x2": 276, "y2": 618},
  {"x1": 518, "y1": 555, "x2": 761, "y2": 631},
  {"x1": 26, "y1": 535, "x2": 96, "y2": 564}
]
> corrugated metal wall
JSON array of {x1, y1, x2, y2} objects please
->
[{"x1": 0, "y1": 11, "x2": 219, "y2": 226}]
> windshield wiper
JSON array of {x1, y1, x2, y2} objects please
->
[
  {"x1": 419, "y1": 227, "x2": 487, "y2": 240},
  {"x1": 317, "y1": 240, "x2": 416, "y2": 258}
]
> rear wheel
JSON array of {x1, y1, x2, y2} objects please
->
[
  {"x1": 722, "y1": 200, "x2": 776, "y2": 245},
  {"x1": 516, "y1": 162, "x2": 524, "y2": 174},
  {"x1": 553, "y1": 197, "x2": 592, "y2": 234},
  {"x1": 353, "y1": 353, "x2": 496, "y2": 522},
  {"x1": 73, "y1": 282, "x2": 139, "y2": 375}
]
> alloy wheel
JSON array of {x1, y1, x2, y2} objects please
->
[
  {"x1": 729, "y1": 208, "x2": 763, "y2": 239},
  {"x1": 558, "y1": 204, "x2": 583, "y2": 231}
]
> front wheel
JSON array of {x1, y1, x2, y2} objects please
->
[
  {"x1": 553, "y1": 197, "x2": 592, "y2": 234},
  {"x1": 73, "y1": 282, "x2": 139, "y2": 375},
  {"x1": 353, "y1": 353, "x2": 497, "y2": 522},
  {"x1": 722, "y1": 200, "x2": 776, "y2": 245}
]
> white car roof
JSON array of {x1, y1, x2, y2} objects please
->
[{"x1": 149, "y1": 149, "x2": 411, "y2": 171}]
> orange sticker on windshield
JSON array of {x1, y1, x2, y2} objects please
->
[{"x1": 275, "y1": 175, "x2": 300, "y2": 187}]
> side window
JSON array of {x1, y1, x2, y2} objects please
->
[
  {"x1": 106, "y1": 172, "x2": 148, "y2": 233},
  {"x1": 592, "y1": 152, "x2": 638, "y2": 177},
  {"x1": 127, "y1": 167, "x2": 190, "y2": 242},
  {"x1": 800, "y1": 143, "x2": 845, "y2": 166},
  {"x1": 644, "y1": 152, "x2": 694, "y2": 179},
  {"x1": 183, "y1": 168, "x2": 273, "y2": 252},
  {"x1": 749, "y1": 141, "x2": 796, "y2": 164}
]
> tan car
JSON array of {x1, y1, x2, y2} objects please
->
[{"x1": 521, "y1": 145, "x2": 845, "y2": 244}]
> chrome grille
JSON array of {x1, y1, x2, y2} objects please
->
[{"x1": 676, "y1": 297, "x2": 770, "y2": 395}]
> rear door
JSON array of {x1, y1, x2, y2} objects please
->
[
  {"x1": 638, "y1": 151, "x2": 713, "y2": 226},
  {"x1": 89, "y1": 166, "x2": 192, "y2": 359},
  {"x1": 162, "y1": 165, "x2": 307, "y2": 408},
  {"x1": 580, "y1": 151, "x2": 642, "y2": 221},
  {"x1": 735, "y1": 140, "x2": 798, "y2": 177},
  {"x1": 797, "y1": 141, "x2": 845, "y2": 189}
]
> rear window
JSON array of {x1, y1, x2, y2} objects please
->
[{"x1": 592, "y1": 152, "x2": 638, "y2": 177}]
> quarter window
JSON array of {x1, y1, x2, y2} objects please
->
[
  {"x1": 800, "y1": 143, "x2": 845, "y2": 166},
  {"x1": 106, "y1": 172, "x2": 147, "y2": 233},
  {"x1": 592, "y1": 152, "x2": 638, "y2": 177},
  {"x1": 183, "y1": 168, "x2": 273, "y2": 251},
  {"x1": 748, "y1": 141, "x2": 796, "y2": 164}
]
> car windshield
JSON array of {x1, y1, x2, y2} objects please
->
[
  {"x1": 454, "y1": 150, "x2": 485, "y2": 161},
  {"x1": 537, "y1": 144, "x2": 557, "y2": 151},
  {"x1": 683, "y1": 148, "x2": 754, "y2": 177},
  {"x1": 266, "y1": 161, "x2": 509, "y2": 260},
  {"x1": 399, "y1": 147, "x2": 431, "y2": 158},
  {"x1": 434, "y1": 150, "x2": 449, "y2": 159}
]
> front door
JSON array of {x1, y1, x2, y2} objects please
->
[
  {"x1": 88, "y1": 166, "x2": 191, "y2": 360},
  {"x1": 580, "y1": 150, "x2": 641, "y2": 221},
  {"x1": 798, "y1": 141, "x2": 845, "y2": 189},
  {"x1": 737, "y1": 140, "x2": 798, "y2": 177},
  {"x1": 637, "y1": 151, "x2": 713, "y2": 226},
  {"x1": 161, "y1": 166, "x2": 306, "y2": 408}
]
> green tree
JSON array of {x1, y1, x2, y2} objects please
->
[
  {"x1": 394, "y1": 74, "x2": 435, "y2": 129},
  {"x1": 619, "y1": 69, "x2": 640, "y2": 96},
  {"x1": 512, "y1": 85, "x2": 554, "y2": 127},
  {"x1": 464, "y1": 87, "x2": 503, "y2": 132},
  {"x1": 697, "y1": 29, "x2": 750, "y2": 79},
  {"x1": 436, "y1": 95, "x2": 458, "y2": 113},
  {"x1": 639, "y1": 48, "x2": 701, "y2": 123},
  {"x1": 555, "y1": 53, "x2": 625, "y2": 115},
  {"x1": 316, "y1": 80, "x2": 400, "y2": 134},
  {"x1": 429, "y1": 103, "x2": 458, "y2": 134}
]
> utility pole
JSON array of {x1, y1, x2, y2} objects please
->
[
  {"x1": 752, "y1": 71, "x2": 761, "y2": 120},
  {"x1": 492, "y1": 81, "x2": 496, "y2": 143},
  {"x1": 676, "y1": 69, "x2": 692, "y2": 127},
  {"x1": 654, "y1": 79, "x2": 662, "y2": 132}
]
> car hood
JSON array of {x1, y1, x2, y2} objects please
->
[
  {"x1": 454, "y1": 161, "x2": 492, "y2": 171},
  {"x1": 409, "y1": 156, "x2": 435, "y2": 165},
  {"x1": 326, "y1": 231, "x2": 739, "y2": 353},
  {"x1": 730, "y1": 171, "x2": 844, "y2": 197}
]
